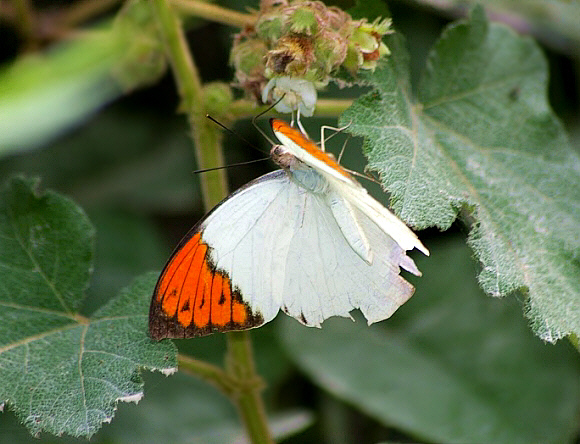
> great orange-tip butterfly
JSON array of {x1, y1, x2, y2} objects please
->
[{"x1": 149, "y1": 119, "x2": 428, "y2": 339}]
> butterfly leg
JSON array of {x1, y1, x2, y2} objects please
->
[
  {"x1": 320, "y1": 121, "x2": 352, "y2": 157},
  {"x1": 296, "y1": 109, "x2": 308, "y2": 136}
]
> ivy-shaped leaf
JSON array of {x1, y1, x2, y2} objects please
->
[
  {"x1": 341, "y1": 7, "x2": 580, "y2": 342},
  {"x1": 0, "y1": 177, "x2": 176, "y2": 438}
]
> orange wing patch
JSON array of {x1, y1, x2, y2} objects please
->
[
  {"x1": 149, "y1": 231, "x2": 264, "y2": 340},
  {"x1": 270, "y1": 118, "x2": 351, "y2": 179}
]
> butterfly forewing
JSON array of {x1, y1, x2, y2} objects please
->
[{"x1": 149, "y1": 229, "x2": 264, "y2": 339}]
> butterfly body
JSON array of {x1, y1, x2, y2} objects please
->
[{"x1": 149, "y1": 119, "x2": 428, "y2": 340}]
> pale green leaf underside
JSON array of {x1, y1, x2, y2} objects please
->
[
  {"x1": 341, "y1": 7, "x2": 580, "y2": 342},
  {"x1": 0, "y1": 178, "x2": 176, "y2": 438}
]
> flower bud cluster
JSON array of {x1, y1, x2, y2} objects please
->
[{"x1": 230, "y1": 0, "x2": 392, "y2": 116}]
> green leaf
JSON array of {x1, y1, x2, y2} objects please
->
[
  {"x1": 0, "y1": 177, "x2": 176, "y2": 438},
  {"x1": 427, "y1": 0, "x2": 580, "y2": 53},
  {"x1": 2, "y1": 368, "x2": 312, "y2": 443},
  {"x1": 0, "y1": 177, "x2": 94, "y2": 315},
  {"x1": 340, "y1": 7, "x2": 580, "y2": 342},
  {"x1": 0, "y1": 35, "x2": 121, "y2": 155},
  {"x1": 279, "y1": 236, "x2": 580, "y2": 443}
]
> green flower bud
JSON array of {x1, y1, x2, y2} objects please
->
[
  {"x1": 203, "y1": 82, "x2": 234, "y2": 117},
  {"x1": 289, "y1": 7, "x2": 318, "y2": 35},
  {"x1": 348, "y1": 17, "x2": 393, "y2": 71}
]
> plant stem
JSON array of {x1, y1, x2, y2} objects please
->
[
  {"x1": 171, "y1": 0, "x2": 255, "y2": 28},
  {"x1": 152, "y1": 1, "x2": 272, "y2": 442},
  {"x1": 178, "y1": 354, "x2": 238, "y2": 394},
  {"x1": 226, "y1": 331, "x2": 272, "y2": 444},
  {"x1": 152, "y1": 0, "x2": 226, "y2": 210},
  {"x1": 228, "y1": 98, "x2": 354, "y2": 119}
]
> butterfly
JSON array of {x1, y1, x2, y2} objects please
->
[{"x1": 149, "y1": 119, "x2": 429, "y2": 340}]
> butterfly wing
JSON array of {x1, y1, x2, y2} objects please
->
[
  {"x1": 279, "y1": 187, "x2": 419, "y2": 327},
  {"x1": 149, "y1": 170, "x2": 296, "y2": 339},
  {"x1": 150, "y1": 166, "x2": 420, "y2": 339},
  {"x1": 151, "y1": 118, "x2": 426, "y2": 339}
]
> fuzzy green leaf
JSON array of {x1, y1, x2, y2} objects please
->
[
  {"x1": 341, "y1": 7, "x2": 580, "y2": 342},
  {"x1": 0, "y1": 177, "x2": 176, "y2": 438}
]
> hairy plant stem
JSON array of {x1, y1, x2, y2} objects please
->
[
  {"x1": 152, "y1": 1, "x2": 272, "y2": 442},
  {"x1": 228, "y1": 98, "x2": 353, "y2": 119},
  {"x1": 171, "y1": 0, "x2": 255, "y2": 28},
  {"x1": 226, "y1": 332, "x2": 272, "y2": 443},
  {"x1": 178, "y1": 354, "x2": 238, "y2": 394},
  {"x1": 152, "y1": 0, "x2": 226, "y2": 210}
]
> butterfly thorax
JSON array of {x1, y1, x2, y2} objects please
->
[{"x1": 271, "y1": 144, "x2": 329, "y2": 194}]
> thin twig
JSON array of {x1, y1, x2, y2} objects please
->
[
  {"x1": 171, "y1": 0, "x2": 255, "y2": 28},
  {"x1": 228, "y1": 98, "x2": 354, "y2": 119},
  {"x1": 178, "y1": 354, "x2": 238, "y2": 395}
]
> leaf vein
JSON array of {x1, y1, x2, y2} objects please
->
[
  {"x1": 0, "y1": 323, "x2": 81, "y2": 353},
  {"x1": 6, "y1": 208, "x2": 73, "y2": 315}
]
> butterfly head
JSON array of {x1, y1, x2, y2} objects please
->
[{"x1": 271, "y1": 143, "x2": 302, "y2": 170}]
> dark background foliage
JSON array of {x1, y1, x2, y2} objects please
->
[{"x1": 0, "y1": 0, "x2": 579, "y2": 442}]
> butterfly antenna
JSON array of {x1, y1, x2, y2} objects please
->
[
  {"x1": 251, "y1": 96, "x2": 285, "y2": 146},
  {"x1": 193, "y1": 157, "x2": 270, "y2": 175},
  {"x1": 206, "y1": 115, "x2": 267, "y2": 155}
]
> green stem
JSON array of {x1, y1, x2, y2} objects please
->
[
  {"x1": 226, "y1": 331, "x2": 272, "y2": 444},
  {"x1": 152, "y1": 0, "x2": 226, "y2": 209},
  {"x1": 152, "y1": 1, "x2": 272, "y2": 442},
  {"x1": 171, "y1": 0, "x2": 255, "y2": 28},
  {"x1": 228, "y1": 98, "x2": 354, "y2": 119},
  {"x1": 178, "y1": 354, "x2": 238, "y2": 395}
]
